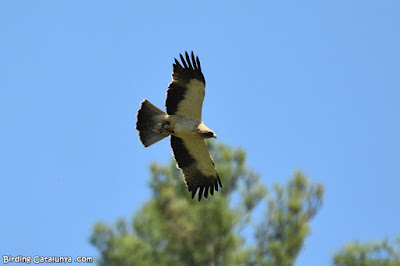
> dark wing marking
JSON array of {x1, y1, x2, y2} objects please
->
[
  {"x1": 170, "y1": 136, "x2": 222, "y2": 201},
  {"x1": 165, "y1": 51, "x2": 205, "y2": 122}
]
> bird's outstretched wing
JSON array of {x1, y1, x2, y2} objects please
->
[
  {"x1": 170, "y1": 136, "x2": 222, "y2": 201},
  {"x1": 166, "y1": 51, "x2": 205, "y2": 123}
]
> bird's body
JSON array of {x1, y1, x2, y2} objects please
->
[{"x1": 136, "y1": 51, "x2": 221, "y2": 201}]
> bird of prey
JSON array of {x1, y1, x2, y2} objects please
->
[{"x1": 136, "y1": 51, "x2": 222, "y2": 201}]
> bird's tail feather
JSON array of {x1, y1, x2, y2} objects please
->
[{"x1": 136, "y1": 100, "x2": 168, "y2": 147}]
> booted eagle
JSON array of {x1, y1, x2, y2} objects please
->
[{"x1": 136, "y1": 51, "x2": 221, "y2": 201}]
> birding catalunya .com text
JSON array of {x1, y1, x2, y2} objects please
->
[{"x1": 2, "y1": 255, "x2": 94, "y2": 264}]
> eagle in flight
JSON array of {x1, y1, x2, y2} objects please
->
[{"x1": 136, "y1": 51, "x2": 222, "y2": 201}]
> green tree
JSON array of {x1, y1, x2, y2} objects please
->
[
  {"x1": 90, "y1": 142, "x2": 324, "y2": 266},
  {"x1": 333, "y1": 237, "x2": 400, "y2": 266},
  {"x1": 253, "y1": 172, "x2": 324, "y2": 265}
]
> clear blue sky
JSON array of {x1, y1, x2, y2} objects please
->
[{"x1": 1, "y1": 1, "x2": 399, "y2": 265}]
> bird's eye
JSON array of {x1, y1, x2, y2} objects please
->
[{"x1": 203, "y1": 132, "x2": 215, "y2": 138}]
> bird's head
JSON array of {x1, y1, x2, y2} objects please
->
[{"x1": 198, "y1": 123, "x2": 216, "y2": 139}]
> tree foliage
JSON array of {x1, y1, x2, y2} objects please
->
[
  {"x1": 333, "y1": 237, "x2": 400, "y2": 266},
  {"x1": 254, "y1": 172, "x2": 324, "y2": 265},
  {"x1": 90, "y1": 141, "x2": 324, "y2": 266}
]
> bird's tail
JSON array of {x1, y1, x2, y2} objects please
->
[{"x1": 136, "y1": 99, "x2": 169, "y2": 147}]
